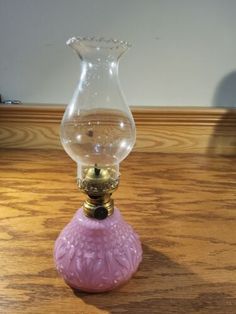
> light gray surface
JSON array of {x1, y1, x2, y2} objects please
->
[{"x1": 0, "y1": 0, "x2": 236, "y2": 107}]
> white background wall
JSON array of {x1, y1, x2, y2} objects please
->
[{"x1": 1, "y1": 0, "x2": 236, "y2": 107}]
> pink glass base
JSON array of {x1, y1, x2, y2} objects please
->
[{"x1": 54, "y1": 207, "x2": 142, "y2": 292}]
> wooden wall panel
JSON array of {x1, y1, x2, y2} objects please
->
[{"x1": 1, "y1": 105, "x2": 236, "y2": 154}]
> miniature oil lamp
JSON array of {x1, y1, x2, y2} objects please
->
[{"x1": 54, "y1": 37, "x2": 142, "y2": 292}]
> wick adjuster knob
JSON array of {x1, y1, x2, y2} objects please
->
[{"x1": 94, "y1": 206, "x2": 108, "y2": 220}]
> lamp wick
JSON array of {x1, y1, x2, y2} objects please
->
[{"x1": 94, "y1": 164, "x2": 101, "y2": 176}]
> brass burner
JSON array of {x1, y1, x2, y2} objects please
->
[{"x1": 78, "y1": 166, "x2": 119, "y2": 219}]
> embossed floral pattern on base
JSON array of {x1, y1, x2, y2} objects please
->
[{"x1": 54, "y1": 208, "x2": 142, "y2": 292}]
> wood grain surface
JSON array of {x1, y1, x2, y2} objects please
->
[
  {"x1": 0, "y1": 149, "x2": 236, "y2": 313},
  {"x1": 1, "y1": 105, "x2": 236, "y2": 154}
]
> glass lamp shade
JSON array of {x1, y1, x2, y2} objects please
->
[{"x1": 60, "y1": 37, "x2": 136, "y2": 180}]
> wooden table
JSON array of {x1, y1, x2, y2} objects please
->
[{"x1": 0, "y1": 149, "x2": 236, "y2": 314}]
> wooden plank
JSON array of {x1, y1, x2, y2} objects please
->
[
  {"x1": 1, "y1": 105, "x2": 236, "y2": 154},
  {"x1": 0, "y1": 149, "x2": 236, "y2": 313}
]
